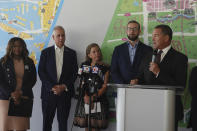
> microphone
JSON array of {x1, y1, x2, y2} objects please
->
[
  {"x1": 78, "y1": 68, "x2": 83, "y2": 75},
  {"x1": 82, "y1": 65, "x2": 91, "y2": 73},
  {"x1": 92, "y1": 66, "x2": 99, "y2": 74},
  {"x1": 77, "y1": 65, "x2": 91, "y2": 84},
  {"x1": 78, "y1": 64, "x2": 102, "y2": 95},
  {"x1": 92, "y1": 65, "x2": 103, "y2": 80},
  {"x1": 152, "y1": 50, "x2": 157, "y2": 62},
  {"x1": 76, "y1": 65, "x2": 91, "y2": 97},
  {"x1": 78, "y1": 65, "x2": 91, "y2": 77}
]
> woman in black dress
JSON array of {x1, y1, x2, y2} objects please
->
[{"x1": 74, "y1": 43, "x2": 109, "y2": 131}]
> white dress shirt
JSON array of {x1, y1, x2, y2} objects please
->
[
  {"x1": 155, "y1": 44, "x2": 171, "y2": 77},
  {"x1": 55, "y1": 44, "x2": 64, "y2": 82},
  {"x1": 159, "y1": 44, "x2": 171, "y2": 62}
]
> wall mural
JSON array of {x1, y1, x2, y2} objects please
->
[
  {"x1": 0, "y1": 0, "x2": 196, "y2": 128},
  {"x1": 102, "y1": 0, "x2": 197, "y2": 127},
  {"x1": 0, "y1": 0, "x2": 64, "y2": 65}
]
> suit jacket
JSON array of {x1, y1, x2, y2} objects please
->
[
  {"x1": 188, "y1": 66, "x2": 197, "y2": 128},
  {"x1": 0, "y1": 57, "x2": 36, "y2": 100},
  {"x1": 38, "y1": 45, "x2": 78, "y2": 100},
  {"x1": 111, "y1": 41, "x2": 152, "y2": 84},
  {"x1": 138, "y1": 47, "x2": 188, "y2": 120}
]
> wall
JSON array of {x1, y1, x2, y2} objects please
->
[
  {"x1": 31, "y1": 0, "x2": 118, "y2": 131},
  {"x1": 31, "y1": 0, "x2": 194, "y2": 131}
]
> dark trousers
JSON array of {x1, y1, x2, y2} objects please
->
[
  {"x1": 175, "y1": 118, "x2": 178, "y2": 131},
  {"x1": 175, "y1": 96, "x2": 184, "y2": 131},
  {"x1": 42, "y1": 94, "x2": 71, "y2": 131}
]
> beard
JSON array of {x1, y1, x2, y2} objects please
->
[{"x1": 127, "y1": 35, "x2": 139, "y2": 41}]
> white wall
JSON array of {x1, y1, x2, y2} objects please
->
[{"x1": 31, "y1": 0, "x2": 118, "y2": 131}]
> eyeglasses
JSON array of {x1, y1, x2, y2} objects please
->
[{"x1": 127, "y1": 27, "x2": 139, "y2": 32}]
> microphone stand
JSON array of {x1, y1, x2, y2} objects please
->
[
  {"x1": 87, "y1": 76, "x2": 97, "y2": 131},
  {"x1": 88, "y1": 92, "x2": 92, "y2": 131},
  {"x1": 72, "y1": 77, "x2": 85, "y2": 130}
]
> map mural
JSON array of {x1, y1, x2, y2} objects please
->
[
  {"x1": 0, "y1": 0, "x2": 64, "y2": 65},
  {"x1": 102, "y1": 0, "x2": 197, "y2": 126}
]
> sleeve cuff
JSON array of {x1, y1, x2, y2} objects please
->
[{"x1": 62, "y1": 84, "x2": 68, "y2": 92}]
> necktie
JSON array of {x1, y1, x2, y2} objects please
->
[{"x1": 155, "y1": 50, "x2": 163, "y2": 64}]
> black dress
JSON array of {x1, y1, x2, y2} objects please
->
[{"x1": 73, "y1": 61, "x2": 109, "y2": 129}]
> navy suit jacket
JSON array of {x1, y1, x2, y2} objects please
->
[
  {"x1": 38, "y1": 45, "x2": 78, "y2": 100},
  {"x1": 0, "y1": 57, "x2": 36, "y2": 100},
  {"x1": 137, "y1": 47, "x2": 188, "y2": 120},
  {"x1": 111, "y1": 41, "x2": 152, "y2": 84}
]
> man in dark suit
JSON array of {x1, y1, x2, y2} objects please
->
[
  {"x1": 111, "y1": 20, "x2": 152, "y2": 84},
  {"x1": 188, "y1": 66, "x2": 197, "y2": 131},
  {"x1": 131, "y1": 24, "x2": 188, "y2": 131},
  {"x1": 38, "y1": 26, "x2": 78, "y2": 131}
]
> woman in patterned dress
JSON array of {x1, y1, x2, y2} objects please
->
[{"x1": 74, "y1": 43, "x2": 109, "y2": 131}]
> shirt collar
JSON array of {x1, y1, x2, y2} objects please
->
[
  {"x1": 159, "y1": 44, "x2": 171, "y2": 55},
  {"x1": 127, "y1": 40, "x2": 139, "y2": 48},
  {"x1": 55, "y1": 44, "x2": 64, "y2": 52}
]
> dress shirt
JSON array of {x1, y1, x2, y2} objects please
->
[
  {"x1": 159, "y1": 44, "x2": 171, "y2": 62},
  {"x1": 55, "y1": 44, "x2": 64, "y2": 82},
  {"x1": 156, "y1": 44, "x2": 171, "y2": 77},
  {"x1": 127, "y1": 41, "x2": 139, "y2": 64}
]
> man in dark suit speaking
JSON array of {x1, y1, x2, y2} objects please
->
[
  {"x1": 131, "y1": 24, "x2": 188, "y2": 131},
  {"x1": 111, "y1": 20, "x2": 152, "y2": 84},
  {"x1": 38, "y1": 26, "x2": 78, "y2": 131}
]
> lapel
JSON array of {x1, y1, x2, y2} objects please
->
[
  {"x1": 123, "y1": 43, "x2": 132, "y2": 66},
  {"x1": 6, "y1": 58, "x2": 15, "y2": 75},
  {"x1": 59, "y1": 46, "x2": 69, "y2": 80},
  {"x1": 51, "y1": 46, "x2": 58, "y2": 81},
  {"x1": 23, "y1": 59, "x2": 27, "y2": 82},
  {"x1": 132, "y1": 41, "x2": 142, "y2": 66},
  {"x1": 160, "y1": 47, "x2": 173, "y2": 65}
]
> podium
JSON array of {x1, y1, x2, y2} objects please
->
[{"x1": 107, "y1": 84, "x2": 182, "y2": 131}]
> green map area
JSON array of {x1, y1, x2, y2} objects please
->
[{"x1": 102, "y1": 0, "x2": 197, "y2": 126}]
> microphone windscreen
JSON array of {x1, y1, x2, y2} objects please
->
[
  {"x1": 92, "y1": 66, "x2": 99, "y2": 74},
  {"x1": 78, "y1": 68, "x2": 82, "y2": 75},
  {"x1": 82, "y1": 65, "x2": 91, "y2": 73}
]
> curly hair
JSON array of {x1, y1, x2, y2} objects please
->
[{"x1": 1, "y1": 37, "x2": 29, "y2": 64}]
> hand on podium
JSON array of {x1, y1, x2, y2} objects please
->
[{"x1": 130, "y1": 79, "x2": 138, "y2": 85}]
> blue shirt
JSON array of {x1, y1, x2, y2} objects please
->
[{"x1": 127, "y1": 41, "x2": 138, "y2": 65}]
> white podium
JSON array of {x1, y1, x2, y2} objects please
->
[{"x1": 108, "y1": 84, "x2": 182, "y2": 131}]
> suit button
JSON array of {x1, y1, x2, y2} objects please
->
[{"x1": 8, "y1": 74, "x2": 10, "y2": 77}]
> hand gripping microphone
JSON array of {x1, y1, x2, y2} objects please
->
[{"x1": 152, "y1": 50, "x2": 158, "y2": 62}]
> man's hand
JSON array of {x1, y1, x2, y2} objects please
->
[
  {"x1": 52, "y1": 85, "x2": 65, "y2": 95},
  {"x1": 149, "y1": 62, "x2": 160, "y2": 76},
  {"x1": 130, "y1": 79, "x2": 138, "y2": 85}
]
